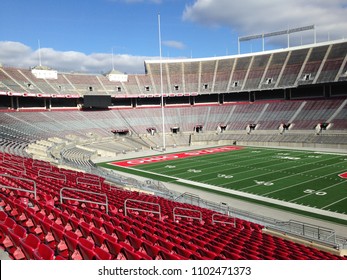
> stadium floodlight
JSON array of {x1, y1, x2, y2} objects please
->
[{"x1": 238, "y1": 25, "x2": 316, "y2": 53}]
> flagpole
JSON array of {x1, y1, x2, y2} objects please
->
[
  {"x1": 38, "y1": 39, "x2": 42, "y2": 66},
  {"x1": 158, "y1": 14, "x2": 166, "y2": 151}
]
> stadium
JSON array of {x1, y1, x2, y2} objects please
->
[{"x1": 1, "y1": 33, "x2": 347, "y2": 261}]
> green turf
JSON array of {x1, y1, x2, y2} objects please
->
[{"x1": 98, "y1": 146, "x2": 347, "y2": 224}]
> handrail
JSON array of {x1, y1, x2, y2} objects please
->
[
  {"x1": 38, "y1": 169, "x2": 66, "y2": 182},
  {"x1": 59, "y1": 187, "x2": 108, "y2": 214},
  {"x1": 76, "y1": 176, "x2": 101, "y2": 189},
  {"x1": 267, "y1": 219, "x2": 338, "y2": 247},
  {"x1": 0, "y1": 173, "x2": 37, "y2": 199},
  {"x1": 124, "y1": 199, "x2": 161, "y2": 219},
  {"x1": 173, "y1": 207, "x2": 202, "y2": 222},
  {"x1": 1, "y1": 155, "x2": 24, "y2": 166},
  {"x1": 174, "y1": 192, "x2": 200, "y2": 203},
  {"x1": 32, "y1": 160, "x2": 52, "y2": 170},
  {"x1": 212, "y1": 213, "x2": 236, "y2": 228},
  {"x1": 0, "y1": 165, "x2": 26, "y2": 175}
]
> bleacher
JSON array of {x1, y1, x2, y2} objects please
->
[
  {"x1": 0, "y1": 98, "x2": 347, "y2": 161},
  {"x1": 1, "y1": 153, "x2": 346, "y2": 260}
]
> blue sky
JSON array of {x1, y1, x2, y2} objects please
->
[{"x1": 0, "y1": 0, "x2": 347, "y2": 73}]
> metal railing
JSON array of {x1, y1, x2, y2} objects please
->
[
  {"x1": 0, "y1": 173, "x2": 37, "y2": 199},
  {"x1": 76, "y1": 176, "x2": 101, "y2": 189},
  {"x1": 267, "y1": 220, "x2": 339, "y2": 248},
  {"x1": 38, "y1": 169, "x2": 66, "y2": 182},
  {"x1": 124, "y1": 199, "x2": 161, "y2": 219},
  {"x1": 212, "y1": 213, "x2": 236, "y2": 228},
  {"x1": 59, "y1": 187, "x2": 108, "y2": 214},
  {"x1": 173, "y1": 207, "x2": 202, "y2": 222}
]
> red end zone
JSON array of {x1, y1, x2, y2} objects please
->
[{"x1": 109, "y1": 146, "x2": 244, "y2": 167}]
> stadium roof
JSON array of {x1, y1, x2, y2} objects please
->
[{"x1": 145, "y1": 38, "x2": 347, "y2": 65}]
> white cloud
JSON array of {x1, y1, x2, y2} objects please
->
[
  {"x1": 0, "y1": 41, "x2": 154, "y2": 74},
  {"x1": 183, "y1": 0, "x2": 347, "y2": 44},
  {"x1": 162, "y1": 40, "x2": 186, "y2": 50}
]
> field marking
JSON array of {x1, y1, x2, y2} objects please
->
[
  {"x1": 110, "y1": 146, "x2": 243, "y2": 167},
  {"x1": 104, "y1": 147, "x2": 347, "y2": 215},
  {"x1": 222, "y1": 155, "x2": 343, "y2": 189},
  {"x1": 133, "y1": 149, "x2": 346, "y2": 201},
  {"x1": 260, "y1": 167, "x2": 347, "y2": 197},
  {"x1": 175, "y1": 178, "x2": 347, "y2": 221},
  {"x1": 322, "y1": 197, "x2": 347, "y2": 210},
  {"x1": 165, "y1": 150, "x2": 314, "y2": 182},
  {"x1": 142, "y1": 147, "x2": 275, "y2": 174},
  {"x1": 289, "y1": 180, "x2": 347, "y2": 202}
]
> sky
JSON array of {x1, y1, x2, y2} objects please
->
[{"x1": 0, "y1": 0, "x2": 346, "y2": 74}]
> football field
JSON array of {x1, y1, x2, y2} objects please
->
[{"x1": 98, "y1": 146, "x2": 347, "y2": 224}]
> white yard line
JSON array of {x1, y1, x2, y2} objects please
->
[
  {"x1": 322, "y1": 197, "x2": 347, "y2": 210},
  {"x1": 288, "y1": 180, "x2": 347, "y2": 202},
  {"x1": 176, "y1": 178, "x2": 347, "y2": 221},
  {"x1": 230, "y1": 156, "x2": 343, "y2": 190},
  {"x1": 119, "y1": 165, "x2": 347, "y2": 221}
]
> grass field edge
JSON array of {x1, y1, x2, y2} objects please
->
[{"x1": 98, "y1": 162, "x2": 347, "y2": 226}]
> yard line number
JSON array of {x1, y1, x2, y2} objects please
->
[
  {"x1": 304, "y1": 189, "x2": 327, "y2": 196},
  {"x1": 218, "y1": 174, "x2": 234, "y2": 179},
  {"x1": 187, "y1": 169, "x2": 202, "y2": 173},
  {"x1": 254, "y1": 180, "x2": 274, "y2": 186}
]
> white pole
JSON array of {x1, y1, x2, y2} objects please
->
[
  {"x1": 38, "y1": 39, "x2": 42, "y2": 66},
  {"x1": 111, "y1": 47, "x2": 115, "y2": 70},
  {"x1": 158, "y1": 14, "x2": 166, "y2": 151},
  {"x1": 238, "y1": 38, "x2": 240, "y2": 54},
  {"x1": 262, "y1": 34, "x2": 265, "y2": 51}
]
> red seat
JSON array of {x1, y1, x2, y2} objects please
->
[
  {"x1": 95, "y1": 246, "x2": 113, "y2": 260},
  {"x1": 159, "y1": 249, "x2": 184, "y2": 260},
  {"x1": 127, "y1": 233, "x2": 143, "y2": 251},
  {"x1": 122, "y1": 245, "x2": 151, "y2": 260},
  {"x1": 156, "y1": 237, "x2": 176, "y2": 252},
  {"x1": 51, "y1": 223, "x2": 65, "y2": 243},
  {"x1": 104, "y1": 235, "x2": 122, "y2": 259},
  {"x1": 174, "y1": 245, "x2": 197, "y2": 259},
  {"x1": 114, "y1": 227, "x2": 128, "y2": 242},
  {"x1": 19, "y1": 234, "x2": 40, "y2": 259},
  {"x1": 33, "y1": 243, "x2": 55, "y2": 260},
  {"x1": 92, "y1": 216, "x2": 104, "y2": 228},
  {"x1": 0, "y1": 211, "x2": 7, "y2": 222},
  {"x1": 7, "y1": 224, "x2": 27, "y2": 259},
  {"x1": 0, "y1": 216, "x2": 16, "y2": 248},
  {"x1": 78, "y1": 221, "x2": 92, "y2": 238},
  {"x1": 82, "y1": 212, "x2": 93, "y2": 224},
  {"x1": 59, "y1": 211, "x2": 71, "y2": 227},
  {"x1": 142, "y1": 240, "x2": 162, "y2": 260},
  {"x1": 142, "y1": 231, "x2": 158, "y2": 245},
  {"x1": 196, "y1": 248, "x2": 221, "y2": 259},
  {"x1": 63, "y1": 230, "x2": 80, "y2": 259},
  {"x1": 55, "y1": 255, "x2": 67, "y2": 260},
  {"x1": 102, "y1": 221, "x2": 115, "y2": 235},
  {"x1": 68, "y1": 216, "x2": 81, "y2": 232},
  {"x1": 7, "y1": 224, "x2": 27, "y2": 247},
  {"x1": 90, "y1": 227, "x2": 106, "y2": 247},
  {"x1": 77, "y1": 238, "x2": 95, "y2": 260}
]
